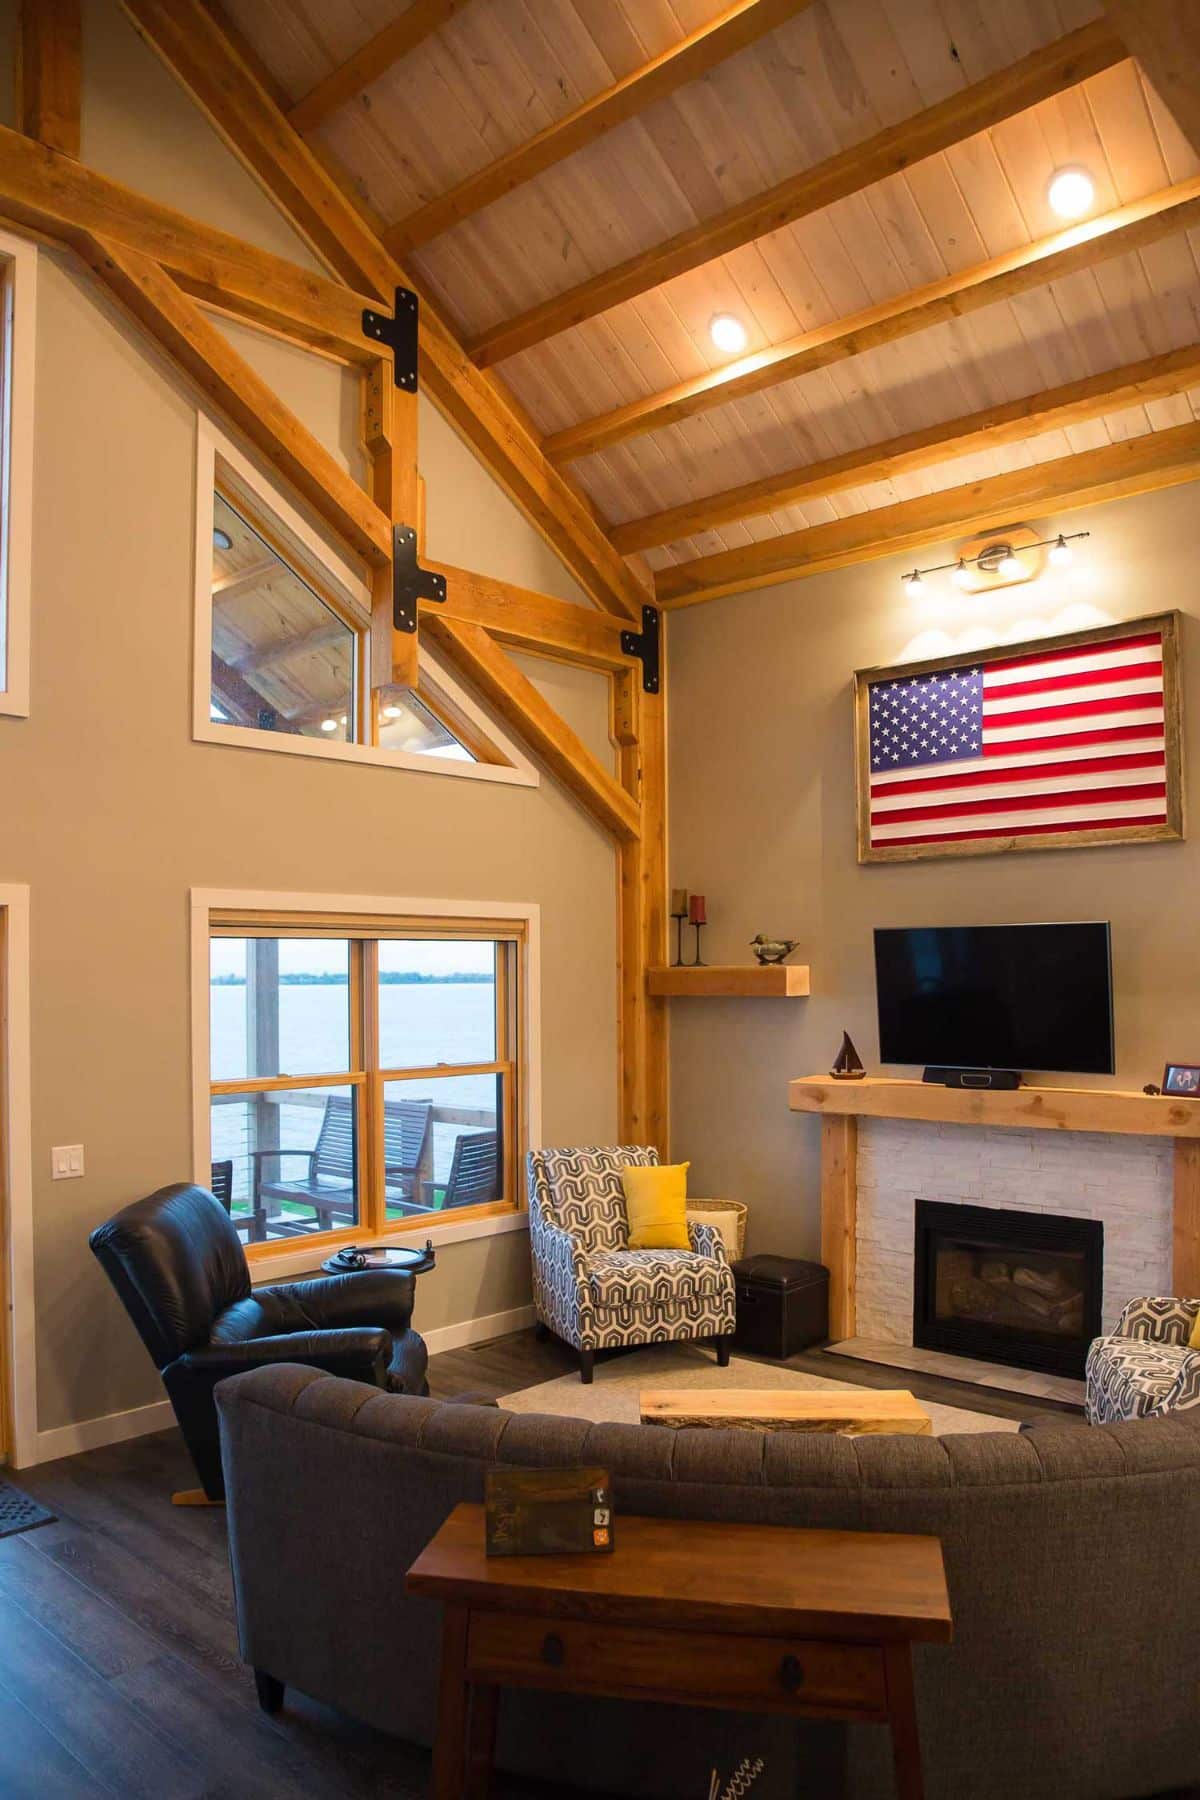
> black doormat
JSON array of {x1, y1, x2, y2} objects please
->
[{"x1": 0, "y1": 1479, "x2": 55, "y2": 1538}]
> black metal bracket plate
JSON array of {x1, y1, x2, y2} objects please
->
[
  {"x1": 620, "y1": 603, "x2": 661, "y2": 694},
  {"x1": 363, "y1": 286, "x2": 419, "y2": 392},
  {"x1": 393, "y1": 524, "x2": 446, "y2": 634}
]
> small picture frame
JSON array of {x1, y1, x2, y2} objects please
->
[{"x1": 1162, "y1": 1063, "x2": 1200, "y2": 1098}]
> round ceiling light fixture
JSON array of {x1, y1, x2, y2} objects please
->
[
  {"x1": 382, "y1": 704, "x2": 403, "y2": 719},
  {"x1": 212, "y1": 526, "x2": 233, "y2": 551},
  {"x1": 709, "y1": 312, "x2": 748, "y2": 354},
  {"x1": 319, "y1": 717, "x2": 338, "y2": 733},
  {"x1": 1047, "y1": 165, "x2": 1095, "y2": 220}
]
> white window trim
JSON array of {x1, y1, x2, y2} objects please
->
[
  {"x1": 193, "y1": 419, "x2": 538, "y2": 787},
  {"x1": 189, "y1": 886, "x2": 539, "y2": 1280},
  {"x1": 0, "y1": 232, "x2": 36, "y2": 718},
  {"x1": 0, "y1": 884, "x2": 35, "y2": 1465}
]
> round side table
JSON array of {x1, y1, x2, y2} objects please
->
[{"x1": 321, "y1": 1240, "x2": 436, "y2": 1277}]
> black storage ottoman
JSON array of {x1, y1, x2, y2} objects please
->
[{"x1": 731, "y1": 1255, "x2": 829, "y2": 1359}]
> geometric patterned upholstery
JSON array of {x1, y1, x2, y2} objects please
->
[
  {"x1": 528, "y1": 1145, "x2": 737, "y2": 1359},
  {"x1": 1085, "y1": 1295, "x2": 1200, "y2": 1425}
]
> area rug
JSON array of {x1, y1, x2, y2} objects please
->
[
  {"x1": 500, "y1": 1343, "x2": 1019, "y2": 1435},
  {"x1": 0, "y1": 1478, "x2": 55, "y2": 1538}
]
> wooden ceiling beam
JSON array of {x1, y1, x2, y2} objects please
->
[
  {"x1": 117, "y1": 0, "x2": 650, "y2": 623},
  {"x1": 287, "y1": 1, "x2": 465, "y2": 135},
  {"x1": 612, "y1": 342, "x2": 1200, "y2": 552},
  {"x1": 385, "y1": 0, "x2": 815, "y2": 255},
  {"x1": 1104, "y1": 0, "x2": 1200, "y2": 159},
  {"x1": 547, "y1": 174, "x2": 1200, "y2": 465},
  {"x1": 0, "y1": 124, "x2": 381, "y2": 361},
  {"x1": 80, "y1": 235, "x2": 392, "y2": 565},
  {"x1": 421, "y1": 615, "x2": 642, "y2": 841},
  {"x1": 655, "y1": 419, "x2": 1200, "y2": 606},
  {"x1": 17, "y1": 0, "x2": 82, "y2": 158},
  {"x1": 211, "y1": 559, "x2": 282, "y2": 601},
  {"x1": 467, "y1": 20, "x2": 1126, "y2": 368},
  {"x1": 233, "y1": 619, "x2": 350, "y2": 673},
  {"x1": 424, "y1": 564, "x2": 636, "y2": 671}
]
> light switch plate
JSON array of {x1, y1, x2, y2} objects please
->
[{"x1": 52, "y1": 1144, "x2": 85, "y2": 1180}]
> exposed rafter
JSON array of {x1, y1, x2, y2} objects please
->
[
  {"x1": 116, "y1": 0, "x2": 650, "y2": 624},
  {"x1": 1104, "y1": 0, "x2": 1200, "y2": 159},
  {"x1": 211, "y1": 559, "x2": 279, "y2": 602},
  {"x1": 233, "y1": 619, "x2": 349, "y2": 674},
  {"x1": 384, "y1": 0, "x2": 815, "y2": 255},
  {"x1": 545, "y1": 176, "x2": 1200, "y2": 465},
  {"x1": 79, "y1": 234, "x2": 392, "y2": 565},
  {"x1": 17, "y1": 0, "x2": 81, "y2": 158},
  {"x1": 656, "y1": 419, "x2": 1200, "y2": 606},
  {"x1": 467, "y1": 20, "x2": 1126, "y2": 368},
  {"x1": 612, "y1": 343, "x2": 1200, "y2": 553},
  {"x1": 287, "y1": 1, "x2": 465, "y2": 135},
  {"x1": 421, "y1": 615, "x2": 642, "y2": 842}
]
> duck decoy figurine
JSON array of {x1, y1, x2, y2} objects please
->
[{"x1": 750, "y1": 934, "x2": 801, "y2": 965}]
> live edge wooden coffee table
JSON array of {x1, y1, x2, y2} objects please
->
[
  {"x1": 407, "y1": 1502, "x2": 952, "y2": 1800},
  {"x1": 639, "y1": 1388, "x2": 933, "y2": 1436}
]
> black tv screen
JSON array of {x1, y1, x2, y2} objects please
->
[{"x1": 873, "y1": 923, "x2": 1114, "y2": 1076}]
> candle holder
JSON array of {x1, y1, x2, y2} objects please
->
[
  {"x1": 669, "y1": 889, "x2": 689, "y2": 967},
  {"x1": 687, "y1": 895, "x2": 708, "y2": 966},
  {"x1": 689, "y1": 920, "x2": 707, "y2": 966}
]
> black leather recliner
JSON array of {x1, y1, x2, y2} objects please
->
[{"x1": 90, "y1": 1183, "x2": 429, "y2": 1500}]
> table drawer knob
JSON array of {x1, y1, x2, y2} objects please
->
[
  {"x1": 541, "y1": 1633, "x2": 565, "y2": 1668},
  {"x1": 779, "y1": 1654, "x2": 804, "y2": 1692}
]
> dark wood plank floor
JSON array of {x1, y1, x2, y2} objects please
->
[{"x1": 0, "y1": 1328, "x2": 1082, "y2": 1799}]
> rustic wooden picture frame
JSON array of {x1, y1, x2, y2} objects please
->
[{"x1": 854, "y1": 611, "x2": 1184, "y2": 864}]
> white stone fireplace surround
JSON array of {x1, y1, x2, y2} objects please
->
[{"x1": 854, "y1": 1118, "x2": 1174, "y2": 1347}]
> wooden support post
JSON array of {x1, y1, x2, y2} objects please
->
[
  {"x1": 362, "y1": 356, "x2": 420, "y2": 694},
  {"x1": 618, "y1": 647, "x2": 668, "y2": 1151},
  {"x1": 18, "y1": 0, "x2": 81, "y2": 158},
  {"x1": 1173, "y1": 1139, "x2": 1200, "y2": 1297},
  {"x1": 820, "y1": 1115, "x2": 858, "y2": 1341}
]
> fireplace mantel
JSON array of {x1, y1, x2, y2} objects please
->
[{"x1": 789, "y1": 1076, "x2": 1200, "y2": 1339}]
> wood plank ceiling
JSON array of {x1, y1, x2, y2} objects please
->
[{"x1": 214, "y1": 0, "x2": 1200, "y2": 604}]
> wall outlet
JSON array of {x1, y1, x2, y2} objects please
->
[{"x1": 51, "y1": 1144, "x2": 85, "y2": 1180}]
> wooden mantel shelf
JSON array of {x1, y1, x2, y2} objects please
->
[
  {"x1": 790, "y1": 1075, "x2": 1200, "y2": 1341},
  {"x1": 790, "y1": 1076, "x2": 1200, "y2": 1138},
  {"x1": 648, "y1": 965, "x2": 810, "y2": 997}
]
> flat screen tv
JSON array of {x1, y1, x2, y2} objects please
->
[{"x1": 873, "y1": 923, "x2": 1114, "y2": 1077}]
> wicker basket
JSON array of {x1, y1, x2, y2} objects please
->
[{"x1": 686, "y1": 1198, "x2": 747, "y2": 1260}]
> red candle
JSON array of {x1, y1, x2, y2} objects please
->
[{"x1": 688, "y1": 894, "x2": 707, "y2": 925}]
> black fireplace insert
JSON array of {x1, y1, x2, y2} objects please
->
[{"x1": 913, "y1": 1199, "x2": 1103, "y2": 1379}]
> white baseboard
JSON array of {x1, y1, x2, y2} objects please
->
[
  {"x1": 16, "y1": 1306, "x2": 537, "y2": 1466},
  {"x1": 26, "y1": 1398, "x2": 175, "y2": 1467},
  {"x1": 422, "y1": 1303, "x2": 535, "y2": 1355}
]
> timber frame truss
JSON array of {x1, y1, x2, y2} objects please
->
[{"x1": 8, "y1": 0, "x2": 667, "y2": 1147}]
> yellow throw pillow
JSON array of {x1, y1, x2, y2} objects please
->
[
  {"x1": 622, "y1": 1162, "x2": 690, "y2": 1250},
  {"x1": 1188, "y1": 1310, "x2": 1200, "y2": 1351}
]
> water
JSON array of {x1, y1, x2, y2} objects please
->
[{"x1": 210, "y1": 981, "x2": 500, "y2": 1213}]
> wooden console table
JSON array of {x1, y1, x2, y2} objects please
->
[
  {"x1": 789, "y1": 1076, "x2": 1200, "y2": 1339},
  {"x1": 408, "y1": 1503, "x2": 951, "y2": 1800}
]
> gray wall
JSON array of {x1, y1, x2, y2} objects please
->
[
  {"x1": 2, "y1": 2, "x2": 619, "y2": 1437},
  {"x1": 668, "y1": 479, "x2": 1199, "y2": 1263}
]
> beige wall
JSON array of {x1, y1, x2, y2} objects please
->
[
  {"x1": 2, "y1": 3, "x2": 620, "y2": 1437},
  {"x1": 668, "y1": 481, "x2": 1200, "y2": 1263}
]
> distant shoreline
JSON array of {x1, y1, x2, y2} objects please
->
[{"x1": 211, "y1": 973, "x2": 491, "y2": 987}]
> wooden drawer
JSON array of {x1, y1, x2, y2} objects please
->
[{"x1": 466, "y1": 1612, "x2": 886, "y2": 1716}]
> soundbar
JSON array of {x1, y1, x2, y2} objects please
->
[{"x1": 922, "y1": 1067, "x2": 1021, "y2": 1091}]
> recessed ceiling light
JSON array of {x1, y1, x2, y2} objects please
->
[
  {"x1": 382, "y1": 704, "x2": 403, "y2": 719},
  {"x1": 319, "y1": 718, "x2": 338, "y2": 732},
  {"x1": 709, "y1": 313, "x2": 748, "y2": 355},
  {"x1": 1047, "y1": 165, "x2": 1094, "y2": 220},
  {"x1": 1049, "y1": 534, "x2": 1074, "y2": 567},
  {"x1": 213, "y1": 527, "x2": 233, "y2": 551}
]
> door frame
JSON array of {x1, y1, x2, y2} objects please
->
[{"x1": 0, "y1": 883, "x2": 34, "y2": 1466}]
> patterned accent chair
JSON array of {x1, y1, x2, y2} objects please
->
[
  {"x1": 1086, "y1": 1295, "x2": 1200, "y2": 1424},
  {"x1": 527, "y1": 1146, "x2": 737, "y2": 1382}
]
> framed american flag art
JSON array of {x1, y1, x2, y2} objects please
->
[{"x1": 854, "y1": 612, "x2": 1183, "y2": 864}]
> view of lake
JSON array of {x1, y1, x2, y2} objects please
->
[{"x1": 210, "y1": 980, "x2": 500, "y2": 1219}]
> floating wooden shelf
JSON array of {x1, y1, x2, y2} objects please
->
[
  {"x1": 788, "y1": 1075, "x2": 1200, "y2": 1138},
  {"x1": 647, "y1": 964, "x2": 810, "y2": 998}
]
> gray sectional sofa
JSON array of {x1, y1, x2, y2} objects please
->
[{"x1": 217, "y1": 1366, "x2": 1200, "y2": 1800}]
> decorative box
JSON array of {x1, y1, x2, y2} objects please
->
[{"x1": 731, "y1": 1255, "x2": 829, "y2": 1359}]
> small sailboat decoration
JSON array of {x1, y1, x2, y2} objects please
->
[{"x1": 830, "y1": 1031, "x2": 866, "y2": 1080}]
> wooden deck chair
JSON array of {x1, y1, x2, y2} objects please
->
[{"x1": 252, "y1": 1094, "x2": 431, "y2": 1238}]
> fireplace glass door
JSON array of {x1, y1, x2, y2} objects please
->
[{"x1": 913, "y1": 1200, "x2": 1102, "y2": 1378}]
